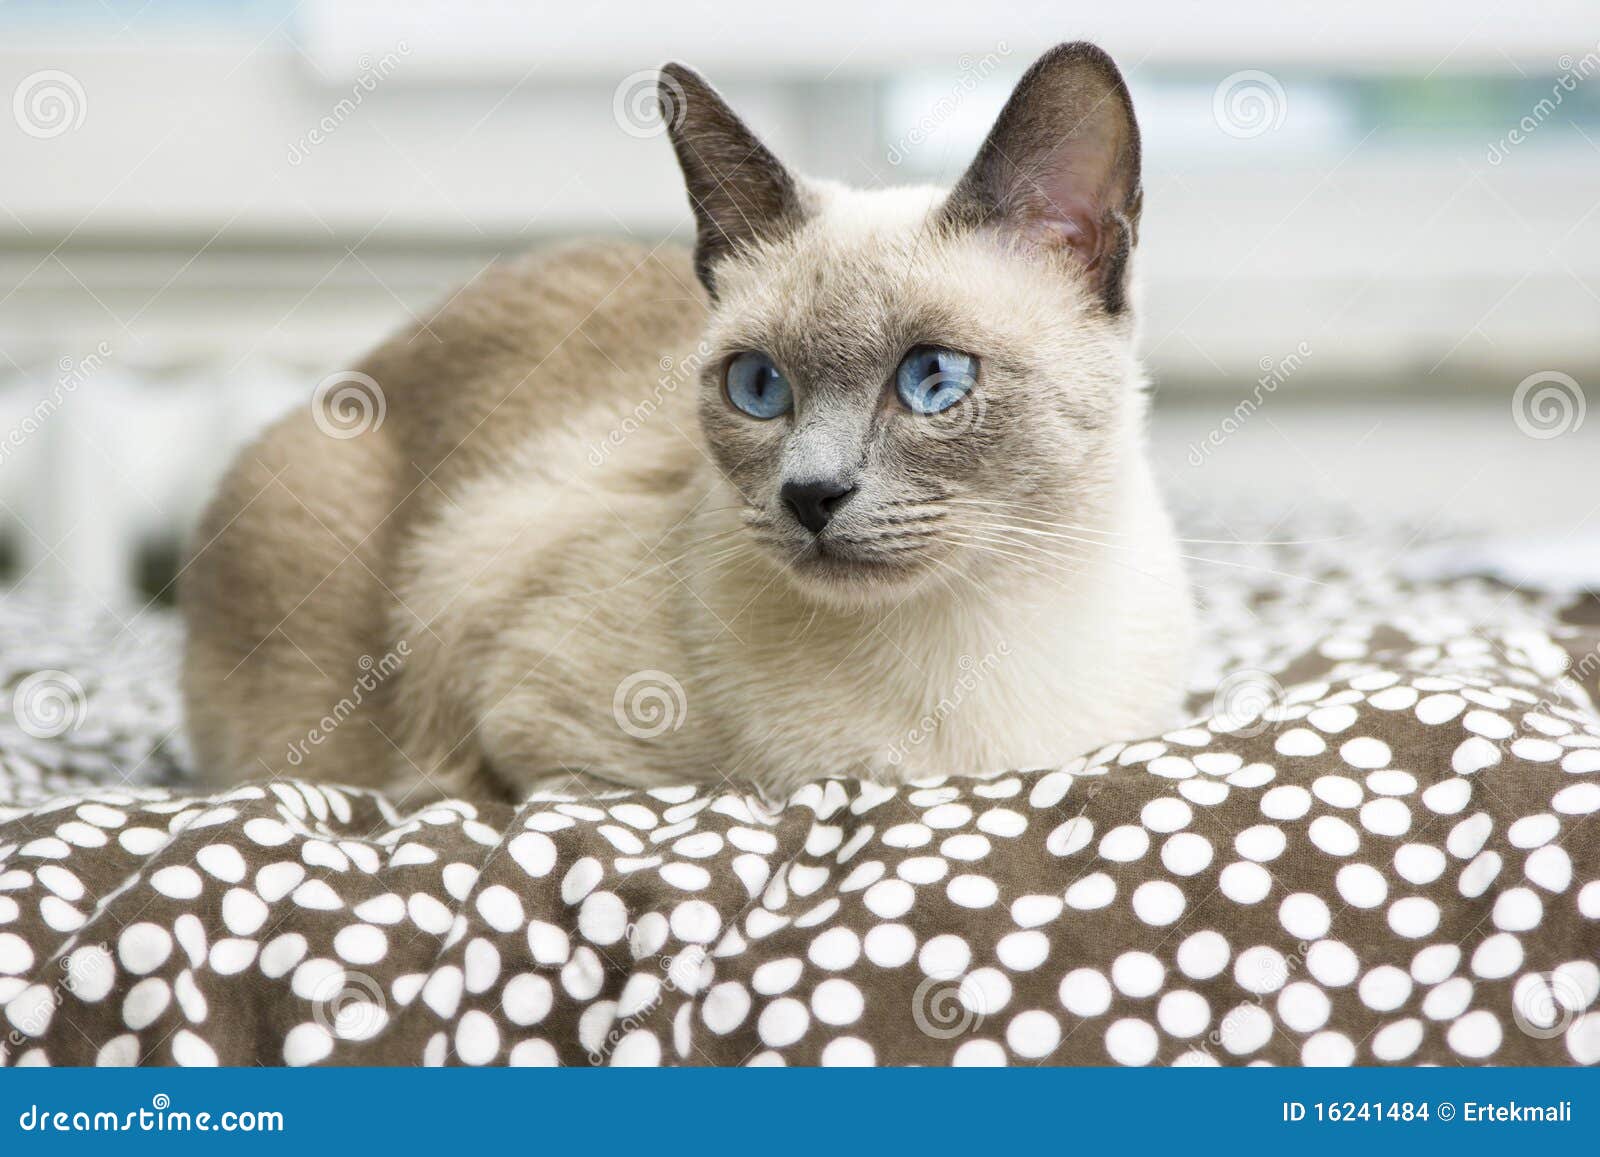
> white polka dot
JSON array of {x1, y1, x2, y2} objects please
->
[
  {"x1": 811, "y1": 978, "x2": 864, "y2": 1025},
  {"x1": 1492, "y1": 887, "x2": 1543, "y2": 932},
  {"x1": 1306, "y1": 940, "x2": 1359, "y2": 987},
  {"x1": 1261, "y1": 785, "x2": 1311, "y2": 820},
  {"x1": 1447, "y1": 1009, "x2": 1502, "y2": 1058},
  {"x1": 1219, "y1": 861, "x2": 1272, "y2": 904},
  {"x1": 669, "y1": 900, "x2": 721, "y2": 944},
  {"x1": 151, "y1": 866, "x2": 203, "y2": 899},
  {"x1": 1388, "y1": 896, "x2": 1440, "y2": 938},
  {"x1": 454, "y1": 1010, "x2": 500, "y2": 1065},
  {"x1": 508, "y1": 832, "x2": 557, "y2": 878},
  {"x1": 1097, "y1": 825, "x2": 1148, "y2": 862},
  {"x1": 333, "y1": 923, "x2": 387, "y2": 966},
  {"x1": 863, "y1": 924, "x2": 916, "y2": 968},
  {"x1": 1394, "y1": 843, "x2": 1446, "y2": 885},
  {"x1": 952, "y1": 1039, "x2": 1008, "y2": 1066},
  {"x1": 577, "y1": 892, "x2": 627, "y2": 945},
  {"x1": 918, "y1": 934, "x2": 970, "y2": 978},
  {"x1": 1235, "y1": 824, "x2": 1286, "y2": 862},
  {"x1": 1234, "y1": 946, "x2": 1289, "y2": 994},
  {"x1": 1526, "y1": 844, "x2": 1573, "y2": 893},
  {"x1": 1452, "y1": 736, "x2": 1502, "y2": 774},
  {"x1": 1006, "y1": 1010, "x2": 1060, "y2": 1059},
  {"x1": 1161, "y1": 832, "x2": 1213, "y2": 876},
  {"x1": 863, "y1": 879, "x2": 915, "y2": 919},
  {"x1": 283, "y1": 1022, "x2": 333, "y2": 1066},
  {"x1": 1301, "y1": 1030, "x2": 1355, "y2": 1066},
  {"x1": 1410, "y1": 943, "x2": 1460, "y2": 984},
  {"x1": 1275, "y1": 728, "x2": 1326, "y2": 757},
  {"x1": 820, "y1": 1037, "x2": 875, "y2": 1066},
  {"x1": 702, "y1": 981, "x2": 750, "y2": 1034},
  {"x1": 609, "y1": 1029, "x2": 661, "y2": 1067},
  {"x1": 1131, "y1": 880, "x2": 1185, "y2": 926},
  {"x1": 117, "y1": 923, "x2": 172, "y2": 975},
  {"x1": 1065, "y1": 872, "x2": 1116, "y2": 909},
  {"x1": 757, "y1": 997, "x2": 809, "y2": 1047},
  {"x1": 996, "y1": 930, "x2": 1050, "y2": 971},
  {"x1": 1278, "y1": 893, "x2": 1331, "y2": 940},
  {"x1": 1010, "y1": 895, "x2": 1063, "y2": 928},
  {"x1": 1358, "y1": 965, "x2": 1412, "y2": 1012},
  {"x1": 753, "y1": 957, "x2": 803, "y2": 996},
  {"x1": 1059, "y1": 968, "x2": 1112, "y2": 1017},
  {"x1": 1423, "y1": 976, "x2": 1474, "y2": 1021},
  {"x1": 946, "y1": 874, "x2": 998, "y2": 909},
  {"x1": 1371, "y1": 1018, "x2": 1424, "y2": 1061},
  {"x1": 1277, "y1": 981, "x2": 1331, "y2": 1033},
  {"x1": 1104, "y1": 1018, "x2": 1158, "y2": 1065},
  {"x1": 808, "y1": 927, "x2": 861, "y2": 971},
  {"x1": 1360, "y1": 798, "x2": 1411, "y2": 837},
  {"x1": 503, "y1": 974, "x2": 553, "y2": 1026},
  {"x1": 1336, "y1": 863, "x2": 1387, "y2": 908},
  {"x1": 1176, "y1": 930, "x2": 1231, "y2": 980},
  {"x1": 1309, "y1": 816, "x2": 1360, "y2": 857},
  {"x1": 1157, "y1": 989, "x2": 1210, "y2": 1038},
  {"x1": 1141, "y1": 798, "x2": 1192, "y2": 833},
  {"x1": 1111, "y1": 951, "x2": 1164, "y2": 998},
  {"x1": 1471, "y1": 932, "x2": 1524, "y2": 979},
  {"x1": 1221, "y1": 1003, "x2": 1273, "y2": 1055},
  {"x1": 1313, "y1": 775, "x2": 1363, "y2": 809}
]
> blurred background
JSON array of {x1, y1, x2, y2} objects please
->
[{"x1": 0, "y1": 0, "x2": 1596, "y2": 611}]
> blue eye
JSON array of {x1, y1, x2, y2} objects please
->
[
  {"x1": 725, "y1": 352, "x2": 793, "y2": 419},
  {"x1": 895, "y1": 346, "x2": 977, "y2": 416}
]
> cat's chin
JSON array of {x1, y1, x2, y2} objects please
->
[{"x1": 776, "y1": 539, "x2": 934, "y2": 609}]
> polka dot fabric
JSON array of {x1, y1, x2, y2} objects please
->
[{"x1": 1, "y1": 519, "x2": 1599, "y2": 1067}]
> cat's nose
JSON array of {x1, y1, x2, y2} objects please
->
[{"x1": 781, "y1": 478, "x2": 857, "y2": 534}]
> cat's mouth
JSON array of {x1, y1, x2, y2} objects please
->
[{"x1": 781, "y1": 533, "x2": 932, "y2": 594}]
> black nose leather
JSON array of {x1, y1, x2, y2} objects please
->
[{"x1": 781, "y1": 479, "x2": 856, "y2": 534}]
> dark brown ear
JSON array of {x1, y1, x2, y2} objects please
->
[
  {"x1": 942, "y1": 42, "x2": 1143, "y2": 314},
  {"x1": 658, "y1": 63, "x2": 804, "y2": 296}
]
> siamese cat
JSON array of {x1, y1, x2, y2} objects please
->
[{"x1": 181, "y1": 42, "x2": 1192, "y2": 803}]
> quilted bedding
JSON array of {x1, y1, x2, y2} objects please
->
[{"x1": 1, "y1": 513, "x2": 1598, "y2": 1068}]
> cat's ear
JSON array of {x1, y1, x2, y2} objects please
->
[
  {"x1": 942, "y1": 42, "x2": 1143, "y2": 314},
  {"x1": 658, "y1": 63, "x2": 804, "y2": 297}
]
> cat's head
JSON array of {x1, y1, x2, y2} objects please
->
[{"x1": 661, "y1": 43, "x2": 1147, "y2": 608}]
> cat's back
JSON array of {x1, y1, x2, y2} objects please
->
[{"x1": 369, "y1": 239, "x2": 707, "y2": 492}]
